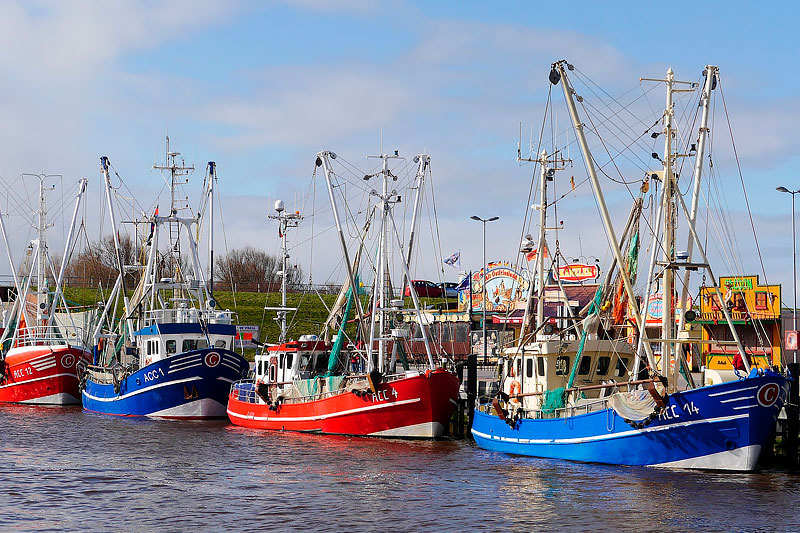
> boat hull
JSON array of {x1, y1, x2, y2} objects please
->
[
  {"x1": 227, "y1": 369, "x2": 461, "y2": 438},
  {"x1": 472, "y1": 372, "x2": 787, "y2": 471},
  {"x1": 81, "y1": 349, "x2": 249, "y2": 419},
  {"x1": 0, "y1": 346, "x2": 91, "y2": 405}
]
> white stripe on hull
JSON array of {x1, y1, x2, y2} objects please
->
[
  {"x1": 369, "y1": 421, "x2": 444, "y2": 438},
  {"x1": 149, "y1": 398, "x2": 226, "y2": 418},
  {"x1": 652, "y1": 444, "x2": 761, "y2": 471},
  {"x1": 472, "y1": 413, "x2": 748, "y2": 445},
  {"x1": 20, "y1": 392, "x2": 80, "y2": 405},
  {"x1": 82, "y1": 376, "x2": 201, "y2": 402},
  {"x1": 228, "y1": 397, "x2": 422, "y2": 423},
  {"x1": 0, "y1": 373, "x2": 77, "y2": 389}
]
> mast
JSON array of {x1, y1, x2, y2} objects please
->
[
  {"x1": 677, "y1": 66, "x2": 716, "y2": 335},
  {"x1": 153, "y1": 136, "x2": 194, "y2": 282},
  {"x1": 400, "y1": 154, "x2": 428, "y2": 299},
  {"x1": 660, "y1": 68, "x2": 676, "y2": 378},
  {"x1": 46, "y1": 177, "x2": 88, "y2": 327},
  {"x1": 551, "y1": 61, "x2": 656, "y2": 365},
  {"x1": 101, "y1": 157, "x2": 133, "y2": 340},
  {"x1": 365, "y1": 152, "x2": 401, "y2": 373},
  {"x1": 317, "y1": 151, "x2": 370, "y2": 356},
  {"x1": 207, "y1": 161, "x2": 216, "y2": 297},
  {"x1": 267, "y1": 200, "x2": 301, "y2": 344},
  {"x1": 36, "y1": 175, "x2": 48, "y2": 325},
  {"x1": 535, "y1": 151, "x2": 548, "y2": 331}
]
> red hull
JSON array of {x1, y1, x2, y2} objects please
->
[
  {"x1": 0, "y1": 346, "x2": 92, "y2": 405},
  {"x1": 227, "y1": 369, "x2": 461, "y2": 438}
]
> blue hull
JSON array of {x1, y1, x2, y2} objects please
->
[
  {"x1": 472, "y1": 371, "x2": 787, "y2": 470},
  {"x1": 82, "y1": 349, "x2": 249, "y2": 419}
]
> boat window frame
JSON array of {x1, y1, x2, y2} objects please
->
[
  {"x1": 596, "y1": 356, "x2": 611, "y2": 376},
  {"x1": 577, "y1": 355, "x2": 592, "y2": 376}
]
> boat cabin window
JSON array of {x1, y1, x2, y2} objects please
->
[
  {"x1": 279, "y1": 354, "x2": 285, "y2": 369},
  {"x1": 578, "y1": 355, "x2": 592, "y2": 376},
  {"x1": 182, "y1": 339, "x2": 198, "y2": 352},
  {"x1": 596, "y1": 356, "x2": 611, "y2": 376},
  {"x1": 214, "y1": 339, "x2": 227, "y2": 349},
  {"x1": 300, "y1": 354, "x2": 311, "y2": 370},
  {"x1": 516, "y1": 358, "x2": 522, "y2": 377},
  {"x1": 269, "y1": 362, "x2": 276, "y2": 382},
  {"x1": 314, "y1": 354, "x2": 328, "y2": 373},
  {"x1": 166, "y1": 340, "x2": 177, "y2": 354},
  {"x1": 555, "y1": 356, "x2": 570, "y2": 376},
  {"x1": 525, "y1": 358, "x2": 533, "y2": 378},
  {"x1": 197, "y1": 339, "x2": 208, "y2": 350},
  {"x1": 614, "y1": 357, "x2": 630, "y2": 378},
  {"x1": 146, "y1": 341, "x2": 151, "y2": 356},
  {"x1": 537, "y1": 357, "x2": 545, "y2": 377},
  {"x1": 286, "y1": 353, "x2": 294, "y2": 369}
]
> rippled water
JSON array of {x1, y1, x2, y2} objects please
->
[{"x1": 2, "y1": 405, "x2": 800, "y2": 531}]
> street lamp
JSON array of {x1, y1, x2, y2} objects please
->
[
  {"x1": 777, "y1": 186, "x2": 800, "y2": 363},
  {"x1": 470, "y1": 215, "x2": 499, "y2": 364}
]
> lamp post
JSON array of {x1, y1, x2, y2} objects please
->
[
  {"x1": 471, "y1": 215, "x2": 499, "y2": 365},
  {"x1": 467, "y1": 215, "x2": 498, "y2": 432},
  {"x1": 777, "y1": 186, "x2": 799, "y2": 364}
]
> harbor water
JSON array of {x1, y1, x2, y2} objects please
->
[{"x1": 2, "y1": 404, "x2": 800, "y2": 531}]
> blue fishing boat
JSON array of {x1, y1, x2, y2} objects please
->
[
  {"x1": 81, "y1": 140, "x2": 249, "y2": 418},
  {"x1": 471, "y1": 61, "x2": 788, "y2": 470}
]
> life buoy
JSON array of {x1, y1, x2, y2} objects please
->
[{"x1": 509, "y1": 380, "x2": 521, "y2": 404}]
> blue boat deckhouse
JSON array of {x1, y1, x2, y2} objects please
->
[
  {"x1": 80, "y1": 141, "x2": 249, "y2": 418},
  {"x1": 471, "y1": 61, "x2": 788, "y2": 470}
]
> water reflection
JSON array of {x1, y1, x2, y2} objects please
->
[{"x1": 2, "y1": 405, "x2": 800, "y2": 531}]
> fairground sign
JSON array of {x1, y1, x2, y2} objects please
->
[{"x1": 554, "y1": 263, "x2": 600, "y2": 284}]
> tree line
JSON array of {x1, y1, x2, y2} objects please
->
[{"x1": 61, "y1": 235, "x2": 303, "y2": 293}]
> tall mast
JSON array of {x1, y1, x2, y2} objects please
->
[
  {"x1": 317, "y1": 151, "x2": 370, "y2": 355},
  {"x1": 401, "y1": 154, "x2": 428, "y2": 299},
  {"x1": 153, "y1": 136, "x2": 194, "y2": 281},
  {"x1": 366, "y1": 152, "x2": 401, "y2": 373},
  {"x1": 46, "y1": 177, "x2": 88, "y2": 327},
  {"x1": 535, "y1": 150, "x2": 548, "y2": 331},
  {"x1": 268, "y1": 200, "x2": 301, "y2": 344},
  {"x1": 36, "y1": 175, "x2": 48, "y2": 325},
  {"x1": 101, "y1": 157, "x2": 134, "y2": 341},
  {"x1": 551, "y1": 61, "x2": 656, "y2": 364},
  {"x1": 677, "y1": 66, "x2": 716, "y2": 335},
  {"x1": 207, "y1": 161, "x2": 216, "y2": 297},
  {"x1": 660, "y1": 68, "x2": 676, "y2": 378}
]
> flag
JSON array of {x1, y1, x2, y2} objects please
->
[
  {"x1": 526, "y1": 244, "x2": 549, "y2": 262},
  {"x1": 455, "y1": 275, "x2": 470, "y2": 292},
  {"x1": 443, "y1": 250, "x2": 460, "y2": 268}
]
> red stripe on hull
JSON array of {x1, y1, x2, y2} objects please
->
[
  {"x1": 0, "y1": 346, "x2": 92, "y2": 405},
  {"x1": 228, "y1": 369, "x2": 460, "y2": 438}
]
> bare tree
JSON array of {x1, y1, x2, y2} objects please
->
[
  {"x1": 65, "y1": 234, "x2": 139, "y2": 287},
  {"x1": 215, "y1": 246, "x2": 303, "y2": 292}
]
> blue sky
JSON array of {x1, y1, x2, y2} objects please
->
[{"x1": 0, "y1": 0, "x2": 798, "y2": 301}]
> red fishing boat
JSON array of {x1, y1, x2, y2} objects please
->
[
  {"x1": 227, "y1": 151, "x2": 461, "y2": 438},
  {"x1": 0, "y1": 342, "x2": 91, "y2": 404},
  {"x1": 0, "y1": 176, "x2": 93, "y2": 405},
  {"x1": 229, "y1": 340, "x2": 460, "y2": 437}
]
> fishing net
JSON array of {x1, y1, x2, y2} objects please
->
[
  {"x1": 608, "y1": 389, "x2": 656, "y2": 421},
  {"x1": 542, "y1": 387, "x2": 566, "y2": 414}
]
